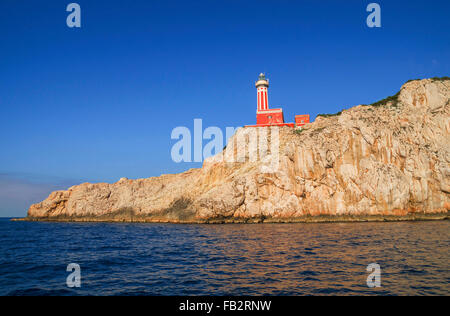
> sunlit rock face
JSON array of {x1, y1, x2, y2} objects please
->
[{"x1": 27, "y1": 78, "x2": 450, "y2": 223}]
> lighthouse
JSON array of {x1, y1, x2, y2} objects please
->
[
  {"x1": 246, "y1": 73, "x2": 308, "y2": 128},
  {"x1": 255, "y1": 73, "x2": 291, "y2": 126}
]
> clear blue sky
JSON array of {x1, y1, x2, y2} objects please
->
[{"x1": 1, "y1": 0, "x2": 449, "y2": 216}]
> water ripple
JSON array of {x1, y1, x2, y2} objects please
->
[{"x1": 0, "y1": 219, "x2": 448, "y2": 295}]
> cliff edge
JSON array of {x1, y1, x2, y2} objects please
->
[{"x1": 25, "y1": 78, "x2": 450, "y2": 223}]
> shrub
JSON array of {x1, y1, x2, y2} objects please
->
[
  {"x1": 369, "y1": 91, "x2": 400, "y2": 107},
  {"x1": 430, "y1": 76, "x2": 450, "y2": 81},
  {"x1": 316, "y1": 111, "x2": 342, "y2": 118}
]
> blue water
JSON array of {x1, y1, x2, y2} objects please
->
[{"x1": 0, "y1": 218, "x2": 448, "y2": 296}]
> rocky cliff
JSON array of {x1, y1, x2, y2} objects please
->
[{"x1": 26, "y1": 78, "x2": 450, "y2": 223}]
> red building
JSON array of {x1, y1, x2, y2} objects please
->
[
  {"x1": 246, "y1": 73, "x2": 310, "y2": 128},
  {"x1": 295, "y1": 114, "x2": 310, "y2": 127}
]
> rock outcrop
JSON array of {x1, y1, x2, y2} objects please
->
[{"x1": 26, "y1": 78, "x2": 450, "y2": 223}]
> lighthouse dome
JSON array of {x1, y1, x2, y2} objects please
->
[{"x1": 255, "y1": 73, "x2": 269, "y2": 87}]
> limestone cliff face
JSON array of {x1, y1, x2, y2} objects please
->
[{"x1": 27, "y1": 78, "x2": 450, "y2": 223}]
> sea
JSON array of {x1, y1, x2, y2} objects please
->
[{"x1": 0, "y1": 218, "x2": 448, "y2": 296}]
